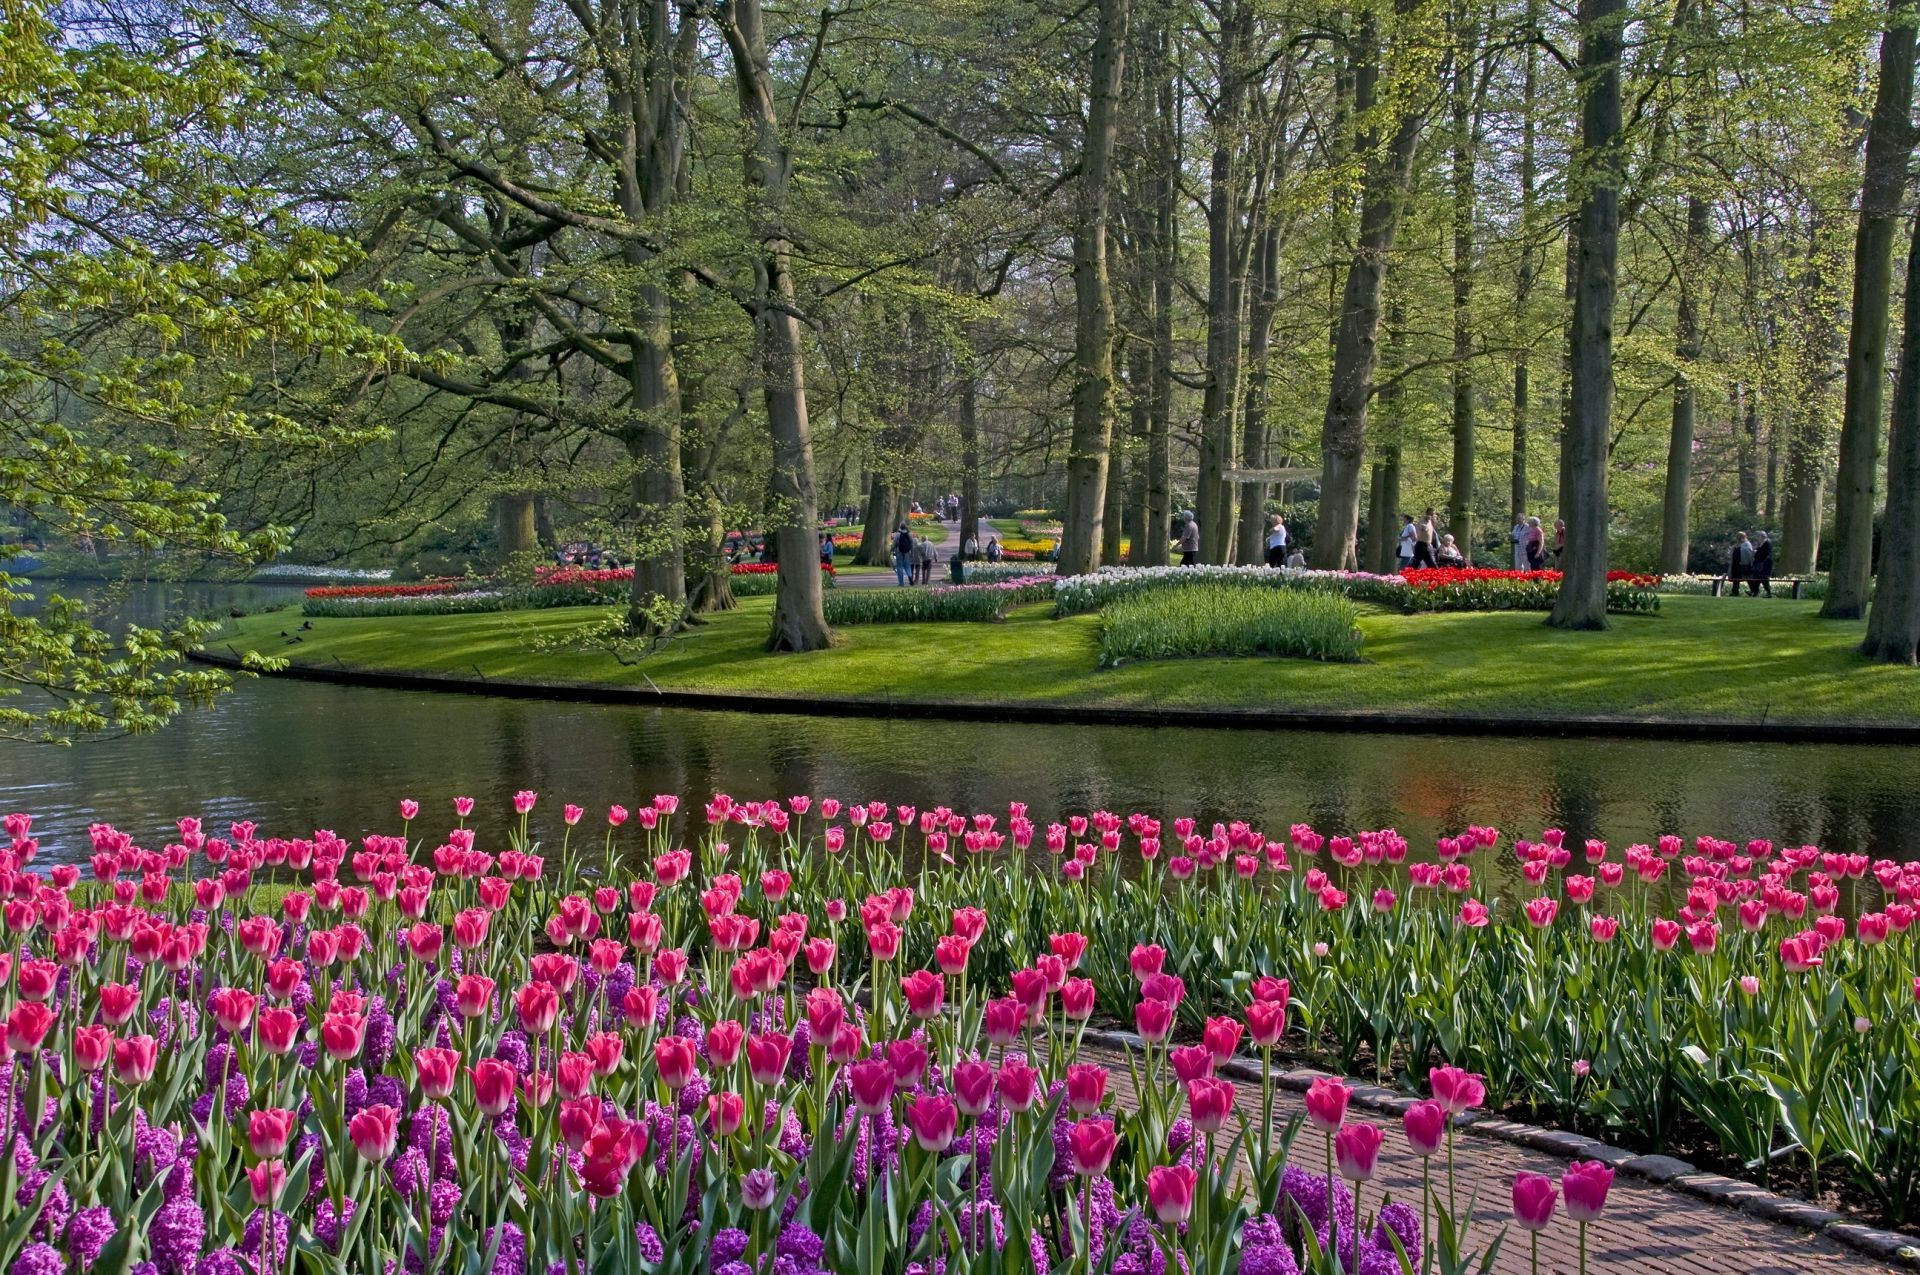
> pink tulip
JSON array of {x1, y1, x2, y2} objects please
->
[
  {"x1": 848, "y1": 1059, "x2": 895, "y2": 1115},
  {"x1": 1334, "y1": 1122, "x2": 1385, "y2": 1181},
  {"x1": 1304, "y1": 1076, "x2": 1349, "y2": 1133},
  {"x1": 905, "y1": 1093, "x2": 958, "y2": 1152},
  {"x1": 1066, "y1": 1063, "x2": 1108, "y2": 1115},
  {"x1": 1403, "y1": 1099, "x2": 1446, "y2": 1157},
  {"x1": 997, "y1": 1060, "x2": 1039, "y2": 1112},
  {"x1": 1513, "y1": 1171, "x2": 1558, "y2": 1230},
  {"x1": 1561, "y1": 1160, "x2": 1614, "y2": 1222},
  {"x1": 1146, "y1": 1164, "x2": 1197, "y2": 1225},
  {"x1": 654, "y1": 1036, "x2": 698, "y2": 1089},
  {"x1": 1069, "y1": 1118, "x2": 1117, "y2": 1176},
  {"x1": 1524, "y1": 896, "x2": 1559, "y2": 928},
  {"x1": 471, "y1": 1059, "x2": 517, "y2": 1115},
  {"x1": 349, "y1": 1104, "x2": 401, "y2": 1162},
  {"x1": 1429, "y1": 1065, "x2": 1486, "y2": 1115},
  {"x1": 249, "y1": 1108, "x2": 296, "y2": 1158},
  {"x1": 1187, "y1": 1076, "x2": 1235, "y2": 1134},
  {"x1": 1246, "y1": 1000, "x2": 1286, "y2": 1048}
]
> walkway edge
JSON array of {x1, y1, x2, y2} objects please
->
[
  {"x1": 190, "y1": 648, "x2": 1920, "y2": 744},
  {"x1": 1075, "y1": 1026, "x2": 1920, "y2": 1268}
]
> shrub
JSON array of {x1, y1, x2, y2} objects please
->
[
  {"x1": 823, "y1": 577, "x2": 1054, "y2": 624},
  {"x1": 1098, "y1": 582, "x2": 1362, "y2": 665}
]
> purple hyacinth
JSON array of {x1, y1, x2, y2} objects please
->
[
  {"x1": 8, "y1": 1244, "x2": 61, "y2": 1275},
  {"x1": 66, "y1": 1205, "x2": 118, "y2": 1266},
  {"x1": 150, "y1": 1197, "x2": 205, "y2": 1273}
]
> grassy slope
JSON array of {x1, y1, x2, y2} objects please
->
[{"x1": 215, "y1": 595, "x2": 1920, "y2": 726}]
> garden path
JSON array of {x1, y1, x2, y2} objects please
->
[{"x1": 1082, "y1": 1044, "x2": 1913, "y2": 1274}]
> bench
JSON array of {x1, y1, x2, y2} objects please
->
[{"x1": 1709, "y1": 575, "x2": 1804, "y2": 599}]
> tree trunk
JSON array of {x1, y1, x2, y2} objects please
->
[
  {"x1": 1237, "y1": 223, "x2": 1282, "y2": 563},
  {"x1": 624, "y1": 305, "x2": 686, "y2": 630},
  {"x1": 1737, "y1": 383, "x2": 1760, "y2": 517},
  {"x1": 718, "y1": 0, "x2": 830, "y2": 651},
  {"x1": 1447, "y1": 6, "x2": 1477, "y2": 564},
  {"x1": 1310, "y1": 1, "x2": 1428, "y2": 570},
  {"x1": 1863, "y1": 197, "x2": 1920, "y2": 660},
  {"x1": 1197, "y1": 1, "x2": 1253, "y2": 564},
  {"x1": 959, "y1": 366, "x2": 982, "y2": 557},
  {"x1": 1548, "y1": 0, "x2": 1624, "y2": 631},
  {"x1": 1779, "y1": 421, "x2": 1826, "y2": 573},
  {"x1": 493, "y1": 493, "x2": 538, "y2": 559},
  {"x1": 1827, "y1": 0, "x2": 1918, "y2": 618},
  {"x1": 855, "y1": 477, "x2": 897, "y2": 565},
  {"x1": 1138, "y1": 25, "x2": 1177, "y2": 568},
  {"x1": 1512, "y1": 0, "x2": 1538, "y2": 521},
  {"x1": 1057, "y1": 0, "x2": 1129, "y2": 576},
  {"x1": 1367, "y1": 461, "x2": 1389, "y2": 572},
  {"x1": 1659, "y1": 193, "x2": 1709, "y2": 575}
]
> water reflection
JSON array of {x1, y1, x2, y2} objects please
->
[{"x1": 1, "y1": 581, "x2": 1917, "y2": 868}]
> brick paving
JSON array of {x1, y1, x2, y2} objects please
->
[{"x1": 1081, "y1": 1044, "x2": 1911, "y2": 1274}]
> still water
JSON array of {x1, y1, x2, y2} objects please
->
[{"x1": 3, "y1": 580, "x2": 1919, "y2": 864}]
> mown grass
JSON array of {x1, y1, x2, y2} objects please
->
[{"x1": 214, "y1": 594, "x2": 1920, "y2": 727}]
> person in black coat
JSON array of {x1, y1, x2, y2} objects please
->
[{"x1": 1750, "y1": 531, "x2": 1773, "y2": 596}]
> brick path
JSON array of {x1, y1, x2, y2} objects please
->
[{"x1": 1081, "y1": 1044, "x2": 1910, "y2": 1274}]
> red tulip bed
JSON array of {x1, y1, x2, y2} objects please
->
[
  {"x1": 1, "y1": 797, "x2": 1917, "y2": 1275},
  {"x1": 1397, "y1": 570, "x2": 1661, "y2": 615}
]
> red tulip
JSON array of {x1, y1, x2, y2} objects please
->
[
  {"x1": 1246, "y1": 1000, "x2": 1286, "y2": 1048},
  {"x1": 707, "y1": 1090, "x2": 746, "y2": 1136},
  {"x1": 983, "y1": 997, "x2": 1024, "y2": 1047},
  {"x1": 887, "y1": 1038, "x2": 928, "y2": 1085},
  {"x1": 320, "y1": 1012, "x2": 365, "y2": 1062},
  {"x1": 1403, "y1": 1099, "x2": 1446, "y2": 1156},
  {"x1": 98, "y1": 982, "x2": 138, "y2": 1026},
  {"x1": 556, "y1": 1051, "x2": 596, "y2": 1100},
  {"x1": 514, "y1": 982, "x2": 560, "y2": 1034},
  {"x1": 208, "y1": 987, "x2": 257, "y2": 1036},
  {"x1": 1202, "y1": 1016, "x2": 1243, "y2": 1063},
  {"x1": 1129, "y1": 944, "x2": 1165, "y2": 981},
  {"x1": 578, "y1": 1118, "x2": 648, "y2": 1198},
  {"x1": 1134, "y1": 997, "x2": 1173, "y2": 1044}
]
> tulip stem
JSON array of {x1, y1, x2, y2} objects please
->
[{"x1": 1530, "y1": 1229, "x2": 1539, "y2": 1275}]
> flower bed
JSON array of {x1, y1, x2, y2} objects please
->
[
  {"x1": 2, "y1": 793, "x2": 1913, "y2": 1275},
  {"x1": 965, "y1": 563, "x2": 1057, "y2": 585},
  {"x1": 1053, "y1": 566, "x2": 1403, "y2": 617},
  {"x1": 304, "y1": 579, "x2": 473, "y2": 601},
  {"x1": 823, "y1": 577, "x2": 1054, "y2": 625},
  {"x1": 1099, "y1": 583, "x2": 1363, "y2": 666},
  {"x1": 300, "y1": 588, "x2": 510, "y2": 618},
  {"x1": 1400, "y1": 568, "x2": 1662, "y2": 615}
]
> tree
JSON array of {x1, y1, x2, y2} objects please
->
[
  {"x1": 1825, "y1": 0, "x2": 1918, "y2": 619},
  {"x1": 0, "y1": 0, "x2": 390, "y2": 740},
  {"x1": 1548, "y1": 0, "x2": 1625, "y2": 630},
  {"x1": 1862, "y1": 183, "x2": 1920, "y2": 661}
]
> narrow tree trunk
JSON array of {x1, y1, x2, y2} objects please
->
[
  {"x1": 1447, "y1": 6, "x2": 1477, "y2": 563},
  {"x1": 959, "y1": 366, "x2": 982, "y2": 556},
  {"x1": 1828, "y1": 0, "x2": 1918, "y2": 618},
  {"x1": 1863, "y1": 198, "x2": 1920, "y2": 660},
  {"x1": 1548, "y1": 0, "x2": 1624, "y2": 631},
  {"x1": 1057, "y1": 0, "x2": 1129, "y2": 576},
  {"x1": 1198, "y1": 2, "x2": 1251, "y2": 564},
  {"x1": 1139, "y1": 30, "x2": 1176, "y2": 569},
  {"x1": 1310, "y1": 2, "x2": 1428, "y2": 569},
  {"x1": 1736, "y1": 383, "x2": 1760, "y2": 516},
  {"x1": 1659, "y1": 193, "x2": 1709, "y2": 575},
  {"x1": 1237, "y1": 223, "x2": 1282, "y2": 563},
  {"x1": 624, "y1": 306, "x2": 686, "y2": 629},
  {"x1": 1367, "y1": 461, "x2": 1389, "y2": 572},
  {"x1": 718, "y1": 0, "x2": 829, "y2": 651}
]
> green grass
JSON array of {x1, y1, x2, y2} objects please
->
[
  {"x1": 1099, "y1": 585, "x2": 1363, "y2": 665},
  {"x1": 213, "y1": 594, "x2": 1920, "y2": 727}
]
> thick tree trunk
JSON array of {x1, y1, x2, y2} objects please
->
[
  {"x1": 1863, "y1": 196, "x2": 1920, "y2": 660},
  {"x1": 624, "y1": 306, "x2": 686, "y2": 630},
  {"x1": 855, "y1": 478, "x2": 897, "y2": 565},
  {"x1": 1237, "y1": 223, "x2": 1281, "y2": 564},
  {"x1": 1198, "y1": 2, "x2": 1253, "y2": 563},
  {"x1": 1779, "y1": 422, "x2": 1826, "y2": 573},
  {"x1": 1827, "y1": 0, "x2": 1918, "y2": 618},
  {"x1": 718, "y1": 0, "x2": 829, "y2": 651},
  {"x1": 1057, "y1": 0, "x2": 1129, "y2": 576},
  {"x1": 1659, "y1": 193, "x2": 1709, "y2": 575},
  {"x1": 1310, "y1": 2, "x2": 1427, "y2": 570},
  {"x1": 1512, "y1": 0, "x2": 1537, "y2": 522},
  {"x1": 1548, "y1": 0, "x2": 1624, "y2": 631},
  {"x1": 493, "y1": 493, "x2": 538, "y2": 559}
]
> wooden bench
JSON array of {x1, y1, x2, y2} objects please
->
[{"x1": 1709, "y1": 575, "x2": 1804, "y2": 599}]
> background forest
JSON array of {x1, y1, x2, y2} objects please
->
[{"x1": 11, "y1": 0, "x2": 1920, "y2": 722}]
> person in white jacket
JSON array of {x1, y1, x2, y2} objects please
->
[{"x1": 1511, "y1": 514, "x2": 1529, "y2": 570}]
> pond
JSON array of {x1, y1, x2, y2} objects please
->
[{"x1": 4, "y1": 579, "x2": 1920, "y2": 868}]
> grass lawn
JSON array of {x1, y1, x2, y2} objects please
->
[{"x1": 214, "y1": 594, "x2": 1920, "y2": 727}]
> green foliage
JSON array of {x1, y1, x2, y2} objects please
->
[
  {"x1": 822, "y1": 580, "x2": 1054, "y2": 624},
  {"x1": 1098, "y1": 584, "x2": 1362, "y2": 666}
]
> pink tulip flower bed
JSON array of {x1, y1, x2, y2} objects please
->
[{"x1": 0, "y1": 793, "x2": 1916, "y2": 1275}]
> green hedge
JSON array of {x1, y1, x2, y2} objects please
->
[{"x1": 1097, "y1": 583, "x2": 1363, "y2": 666}]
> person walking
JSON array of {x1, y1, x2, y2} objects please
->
[
  {"x1": 1525, "y1": 517, "x2": 1546, "y2": 571},
  {"x1": 1178, "y1": 512, "x2": 1201, "y2": 565},
  {"x1": 1553, "y1": 518, "x2": 1567, "y2": 566},
  {"x1": 892, "y1": 522, "x2": 914, "y2": 586},
  {"x1": 1412, "y1": 507, "x2": 1437, "y2": 569},
  {"x1": 819, "y1": 534, "x2": 834, "y2": 567},
  {"x1": 1730, "y1": 531, "x2": 1755, "y2": 595},
  {"x1": 1264, "y1": 514, "x2": 1289, "y2": 567},
  {"x1": 1751, "y1": 530, "x2": 1774, "y2": 596},
  {"x1": 1396, "y1": 514, "x2": 1417, "y2": 572},
  {"x1": 1510, "y1": 514, "x2": 1529, "y2": 571},
  {"x1": 912, "y1": 532, "x2": 936, "y2": 585}
]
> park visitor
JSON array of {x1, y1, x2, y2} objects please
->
[
  {"x1": 1752, "y1": 530, "x2": 1774, "y2": 596},
  {"x1": 1730, "y1": 531, "x2": 1755, "y2": 592},
  {"x1": 1285, "y1": 545, "x2": 1306, "y2": 569},
  {"x1": 986, "y1": 536, "x2": 1003, "y2": 562},
  {"x1": 892, "y1": 522, "x2": 914, "y2": 586},
  {"x1": 912, "y1": 533, "x2": 936, "y2": 585},
  {"x1": 1510, "y1": 514, "x2": 1529, "y2": 570},
  {"x1": 1525, "y1": 517, "x2": 1546, "y2": 570},
  {"x1": 1413, "y1": 507, "x2": 1437, "y2": 568},
  {"x1": 819, "y1": 535, "x2": 833, "y2": 567},
  {"x1": 1436, "y1": 534, "x2": 1465, "y2": 567},
  {"x1": 1396, "y1": 514, "x2": 1416, "y2": 571},
  {"x1": 963, "y1": 532, "x2": 980, "y2": 560},
  {"x1": 1553, "y1": 518, "x2": 1567, "y2": 565},
  {"x1": 1264, "y1": 514, "x2": 1288, "y2": 567},
  {"x1": 1178, "y1": 512, "x2": 1201, "y2": 565}
]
